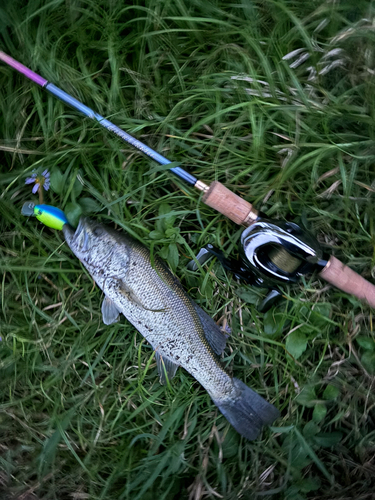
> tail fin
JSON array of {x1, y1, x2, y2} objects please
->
[{"x1": 213, "y1": 378, "x2": 280, "y2": 441}]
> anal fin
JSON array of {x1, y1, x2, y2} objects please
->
[{"x1": 155, "y1": 351, "x2": 179, "y2": 385}]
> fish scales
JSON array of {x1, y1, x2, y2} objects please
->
[
  {"x1": 92, "y1": 238, "x2": 233, "y2": 400},
  {"x1": 63, "y1": 217, "x2": 280, "y2": 440}
]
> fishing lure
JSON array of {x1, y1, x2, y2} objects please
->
[{"x1": 21, "y1": 202, "x2": 68, "y2": 230}]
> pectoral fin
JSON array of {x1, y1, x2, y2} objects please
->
[
  {"x1": 191, "y1": 300, "x2": 227, "y2": 355},
  {"x1": 155, "y1": 351, "x2": 179, "y2": 385},
  {"x1": 101, "y1": 296, "x2": 121, "y2": 325}
]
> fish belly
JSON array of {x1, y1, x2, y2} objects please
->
[{"x1": 103, "y1": 281, "x2": 233, "y2": 401}]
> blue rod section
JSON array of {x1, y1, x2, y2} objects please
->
[{"x1": 46, "y1": 83, "x2": 197, "y2": 185}]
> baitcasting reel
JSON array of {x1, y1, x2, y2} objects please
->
[{"x1": 188, "y1": 218, "x2": 330, "y2": 312}]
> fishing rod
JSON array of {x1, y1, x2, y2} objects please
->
[{"x1": 1, "y1": 50, "x2": 375, "y2": 310}]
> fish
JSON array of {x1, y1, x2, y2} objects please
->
[{"x1": 63, "y1": 217, "x2": 280, "y2": 440}]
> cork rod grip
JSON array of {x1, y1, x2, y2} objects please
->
[
  {"x1": 202, "y1": 181, "x2": 258, "y2": 226},
  {"x1": 319, "y1": 256, "x2": 375, "y2": 308}
]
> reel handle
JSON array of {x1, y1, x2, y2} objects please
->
[{"x1": 319, "y1": 256, "x2": 375, "y2": 308}]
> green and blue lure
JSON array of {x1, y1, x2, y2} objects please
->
[{"x1": 21, "y1": 201, "x2": 68, "y2": 230}]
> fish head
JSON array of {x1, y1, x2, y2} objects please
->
[{"x1": 63, "y1": 217, "x2": 126, "y2": 274}]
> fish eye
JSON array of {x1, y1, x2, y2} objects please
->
[{"x1": 93, "y1": 226, "x2": 103, "y2": 236}]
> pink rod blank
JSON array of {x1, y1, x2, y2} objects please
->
[{"x1": 0, "y1": 51, "x2": 48, "y2": 87}]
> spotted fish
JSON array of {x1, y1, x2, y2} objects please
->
[{"x1": 63, "y1": 217, "x2": 279, "y2": 440}]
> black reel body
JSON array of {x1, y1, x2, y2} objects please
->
[
  {"x1": 240, "y1": 219, "x2": 327, "y2": 286},
  {"x1": 188, "y1": 218, "x2": 329, "y2": 311}
]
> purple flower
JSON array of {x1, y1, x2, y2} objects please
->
[
  {"x1": 25, "y1": 169, "x2": 50, "y2": 194},
  {"x1": 25, "y1": 172, "x2": 37, "y2": 184},
  {"x1": 42, "y1": 169, "x2": 51, "y2": 190}
]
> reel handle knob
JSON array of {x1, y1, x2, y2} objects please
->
[{"x1": 319, "y1": 256, "x2": 375, "y2": 309}]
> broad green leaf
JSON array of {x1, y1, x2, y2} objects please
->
[
  {"x1": 72, "y1": 178, "x2": 83, "y2": 198},
  {"x1": 313, "y1": 303, "x2": 331, "y2": 317},
  {"x1": 313, "y1": 432, "x2": 343, "y2": 448},
  {"x1": 165, "y1": 227, "x2": 179, "y2": 239},
  {"x1": 159, "y1": 246, "x2": 169, "y2": 260},
  {"x1": 158, "y1": 203, "x2": 176, "y2": 230},
  {"x1": 303, "y1": 421, "x2": 320, "y2": 438},
  {"x1": 156, "y1": 204, "x2": 169, "y2": 232},
  {"x1": 149, "y1": 230, "x2": 164, "y2": 240},
  {"x1": 235, "y1": 287, "x2": 261, "y2": 305},
  {"x1": 356, "y1": 335, "x2": 375, "y2": 351},
  {"x1": 296, "y1": 386, "x2": 317, "y2": 407},
  {"x1": 65, "y1": 202, "x2": 82, "y2": 227},
  {"x1": 290, "y1": 443, "x2": 312, "y2": 469},
  {"x1": 298, "y1": 305, "x2": 310, "y2": 318},
  {"x1": 285, "y1": 485, "x2": 303, "y2": 500},
  {"x1": 299, "y1": 477, "x2": 321, "y2": 493},
  {"x1": 200, "y1": 280, "x2": 214, "y2": 299},
  {"x1": 312, "y1": 403, "x2": 327, "y2": 423},
  {"x1": 294, "y1": 428, "x2": 333, "y2": 483},
  {"x1": 50, "y1": 168, "x2": 64, "y2": 194},
  {"x1": 264, "y1": 309, "x2": 287, "y2": 336},
  {"x1": 361, "y1": 350, "x2": 375, "y2": 374},
  {"x1": 323, "y1": 384, "x2": 340, "y2": 400},
  {"x1": 167, "y1": 243, "x2": 179, "y2": 271},
  {"x1": 79, "y1": 197, "x2": 101, "y2": 214},
  {"x1": 310, "y1": 303, "x2": 331, "y2": 327},
  {"x1": 286, "y1": 330, "x2": 308, "y2": 359}
]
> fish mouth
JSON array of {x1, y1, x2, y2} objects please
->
[
  {"x1": 63, "y1": 216, "x2": 113, "y2": 261},
  {"x1": 74, "y1": 217, "x2": 86, "y2": 240},
  {"x1": 63, "y1": 216, "x2": 91, "y2": 252},
  {"x1": 74, "y1": 217, "x2": 92, "y2": 252},
  {"x1": 62, "y1": 222, "x2": 76, "y2": 246}
]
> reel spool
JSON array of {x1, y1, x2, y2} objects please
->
[{"x1": 240, "y1": 219, "x2": 328, "y2": 286}]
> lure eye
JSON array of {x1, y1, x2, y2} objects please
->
[{"x1": 93, "y1": 226, "x2": 103, "y2": 237}]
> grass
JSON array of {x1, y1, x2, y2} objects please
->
[{"x1": 1, "y1": 0, "x2": 375, "y2": 498}]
